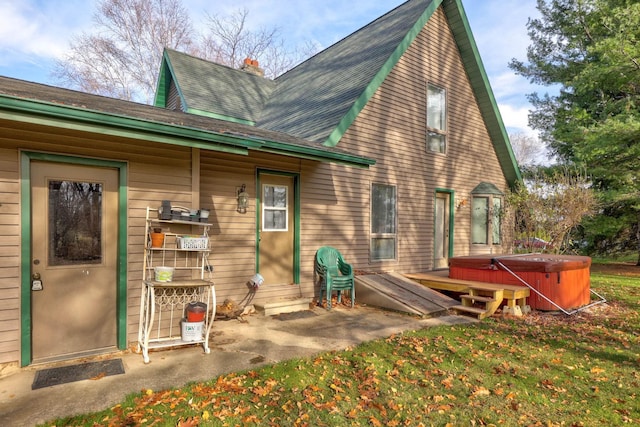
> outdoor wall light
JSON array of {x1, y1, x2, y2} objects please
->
[
  {"x1": 456, "y1": 198, "x2": 468, "y2": 209},
  {"x1": 237, "y1": 184, "x2": 249, "y2": 213}
]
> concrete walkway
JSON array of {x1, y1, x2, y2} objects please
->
[{"x1": 0, "y1": 305, "x2": 474, "y2": 426}]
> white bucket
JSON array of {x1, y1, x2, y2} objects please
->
[
  {"x1": 181, "y1": 319, "x2": 204, "y2": 342},
  {"x1": 154, "y1": 266, "x2": 174, "y2": 282}
]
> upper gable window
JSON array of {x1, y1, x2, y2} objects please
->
[{"x1": 427, "y1": 84, "x2": 447, "y2": 153}]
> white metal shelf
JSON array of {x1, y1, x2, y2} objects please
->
[{"x1": 137, "y1": 207, "x2": 216, "y2": 364}]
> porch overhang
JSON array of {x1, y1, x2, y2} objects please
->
[{"x1": 0, "y1": 93, "x2": 375, "y2": 169}]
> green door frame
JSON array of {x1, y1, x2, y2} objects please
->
[
  {"x1": 434, "y1": 188, "x2": 455, "y2": 264},
  {"x1": 255, "y1": 169, "x2": 300, "y2": 284},
  {"x1": 20, "y1": 152, "x2": 128, "y2": 366}
]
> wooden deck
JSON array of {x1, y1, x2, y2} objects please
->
[{"x1": 404, "y1": 272, "x2": 530, "y2": 319}]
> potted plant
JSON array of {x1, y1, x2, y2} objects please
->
[{"x1": 150, "y1": 228, "x2": 165, "y2": 248}]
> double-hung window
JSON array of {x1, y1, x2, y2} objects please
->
[
  {"x1": 427, "y1": 83, "x2": 447, "y2": 153},
  {"x1": 371, "y1": 183, "x2": 397, "y2": 261}
]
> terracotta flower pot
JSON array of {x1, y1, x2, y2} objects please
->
[{"x1": 150, "y1": 232, "x2": 165, "y2": 248}]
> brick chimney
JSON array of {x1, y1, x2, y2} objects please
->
[{"x1": 240, "y1": 57, "x2": 265, "y2": 77}]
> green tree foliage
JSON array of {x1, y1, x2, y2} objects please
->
[{"x1": 510, "y1": 0, "x2": 640, "y2": 262}]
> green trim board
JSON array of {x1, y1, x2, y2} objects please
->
[{"x1": 19, "y1": 152, "x2": 128, "y2": 366}]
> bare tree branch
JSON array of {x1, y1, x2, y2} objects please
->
[{"x1": 53, "y1": 0, "x2": 194, "y2": 103}]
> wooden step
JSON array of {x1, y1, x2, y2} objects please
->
[
  {"x1": 254, "y1": 298, "x2": 313, "y2": 316},
  {"x1": 460, "y1": 294, "x2": 495, "y2": 303},
  {"x1": 451, "y1": 304, "x2": 489, "y2": 319}
]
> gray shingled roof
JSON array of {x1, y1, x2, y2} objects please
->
[
  {"x1": 257, "y1": 0, "x2": 432, "y2": 142},
  {"x1": 0, "y1": 75, "x2": 373, "y2": 167},
  {"x1": 156, "y1": 0, "x2": 521, "y2": 184},
  {"x1": 162, "y1": 49, "x2": 275, "y2": 124}
]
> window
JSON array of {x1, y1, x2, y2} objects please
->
[
  {"x1": 371, "y1": 183, "x2": 397, "y2": 260},
  {"x1": 262, "y1": 184, "x2": 288, "y2": 231},
  {"x1": 427, "y1": 84, "x2": 447, "y2": 153},
  {"x1": 471, "y1": 195, "x2": 502, "y2": 245}
]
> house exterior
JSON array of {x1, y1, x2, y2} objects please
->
[{"x1": 0, "y1": 0, "x2": 519, "y2": 367}]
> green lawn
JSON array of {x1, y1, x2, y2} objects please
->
[{"x1": 46, "y1": 264, "x2": 640, "y2": 426}]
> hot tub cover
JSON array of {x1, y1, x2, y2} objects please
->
[{"x1": 449, "y1": 254, "x2": 591, "y2": 273}]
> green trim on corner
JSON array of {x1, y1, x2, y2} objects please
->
[
  {"x1": 19, "y1": 154, "x2": 31, "y2": 367},
  {"x1": 323, "y1": 0, "x2": 442, "y2": 148},
  {"x1": 435, "y1": 188, "x2": 455, "y2": 261},
  {"x1": 153, "y1": 58, "x2": 169, "y2": 108},
  {"x1": 19, "y1": 152, "x2": 128, "y2": 366},
  {"x1": 256, "y1": 170, "x2": 301, "y2": 285}
]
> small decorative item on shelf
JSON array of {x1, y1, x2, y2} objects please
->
[
  {"x1": 154, "y1": 266, "x2": 174, "y2": 282},
  {"x1": 158, "y1": 200, "x2": 172, "y2": 220},
  {"x1": 150, "y1": 228, "x2": 165, "y2": 248},
  {"x1": 199, "y1": 209, "x2": 210, "y2": 223},
  {"x1": 177, "y1": 235, "x2": 209, "y2": 250}
]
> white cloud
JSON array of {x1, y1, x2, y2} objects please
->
[
  {"x1": 0, "y1": 0, "x2": 93, "y2": 64},
  {"x1": 498, "y1": 103, "x2": 537, "y2": 137}
]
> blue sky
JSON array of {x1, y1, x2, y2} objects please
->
[{"x1": 0, "y1": 0, "x2": 545, "y2": 136}]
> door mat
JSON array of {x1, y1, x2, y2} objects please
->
[
  {"x1": 274, "y1": 310, "x2": 318, "y2": 321},
  {"x1": 32, "y1": 358, "x2": 125, "y2": 390}
]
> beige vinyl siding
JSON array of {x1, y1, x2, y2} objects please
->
[
  {"x1": 301, "y1": 7, "x2": 508, "y2": 274},
  {"x1": 0, "y1": 120, "x2": 195, "y2": 363},
  {"x1": 0, "y1": 147, "x2": 20, "y2": 363},
  {"x1": 199, "y1": 151, "x2": 312, "y2": 307}
]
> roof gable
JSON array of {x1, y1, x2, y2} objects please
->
[
  {"x1": 154, "y1": 0, "x2": 520, "y2": 185},
  {"x1": 256, "y1": 0, "x2": 436, "y2": 143},
  {"x1": 155, "y1": 49, "x2": 276, "y2": 125}
]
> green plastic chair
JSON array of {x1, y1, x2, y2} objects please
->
[{"x1": 314, "y1": 246, "x2": 355, "y2": 309}]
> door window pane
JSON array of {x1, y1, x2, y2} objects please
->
[
  {"x1": 48, "y1": 180, "x2": 103, "y2": 266},
  {"x1": 262, "y1": 184, "x2": 288, "y2": 231}
]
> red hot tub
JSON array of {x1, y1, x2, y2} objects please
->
[{"x1": 449, "y1": 254, "x2": 591, "y2": 311}]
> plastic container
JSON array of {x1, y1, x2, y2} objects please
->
[
  {"x1": 181, "y1": 319, "x2": 204, "y2": 342},
  {"x1": 186, "y1": 302, "x2": 207, "y2": 322},
  {"x1": 154, "y1": 266, "x2": 174, "y2": 282}
]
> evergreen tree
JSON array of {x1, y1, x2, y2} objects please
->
[{"x1": 510, "y1": 0, "x2": 640, "y2": 262}]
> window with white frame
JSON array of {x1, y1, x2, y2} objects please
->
[
  {"x1": 371, "y1": 183, "x2": 397, "y2": 260},
  {"x1": 262, "y1": 184, "x2": 288, "y2": 231},
  {"x1": 427, "y1": 83, "x2": 447, "y2": 153}
]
